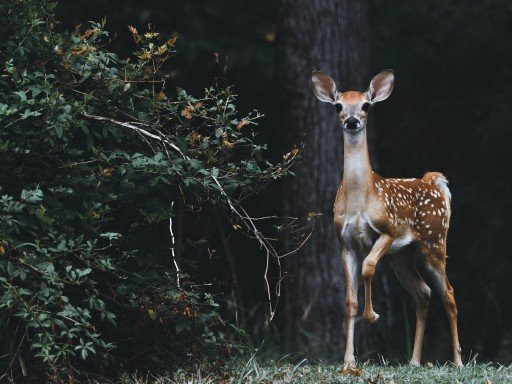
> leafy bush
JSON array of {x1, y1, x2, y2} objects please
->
[{"x1": 0, "y1": 0, "x2": 296, "y2": 381}]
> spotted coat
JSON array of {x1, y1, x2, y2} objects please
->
[
  {"x1": 334, "y1": 171, "x2": 451, "y2": 254},
  {"x1": 376, "y1": 172, "x2": 451, "y2": 251}
]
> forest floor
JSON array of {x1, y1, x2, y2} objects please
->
[{"x1": 97, "y1": 360, "x2": 512, "y2": 384}]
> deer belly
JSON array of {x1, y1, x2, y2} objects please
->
[{"x1": 387, "y1": 229, "x2": 414, "y2": 254}]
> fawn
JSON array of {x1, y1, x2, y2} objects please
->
[{"x1": 312, "y1": 70, "x2": 462, "y2": 367}]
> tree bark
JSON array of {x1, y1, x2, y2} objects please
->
[{"x1": 277, "y1": 0, "x2": 391, "y2": 357}]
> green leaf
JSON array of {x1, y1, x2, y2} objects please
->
[
  {"x1": 20, "y1": 188, "x2": 43, "y2": 203},
  {"x1": 175, "y1": 322, "x2": 191, "y2": 334}
]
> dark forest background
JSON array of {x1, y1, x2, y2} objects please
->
[{"x1": 51, "y1": 0, "x2": 512, "y2": 365}]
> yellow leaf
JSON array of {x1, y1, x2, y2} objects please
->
[
  {"x1": 128, "y1": 25, "x2": 138, "y2": 35},
  {"x1": 0, "y1": 244, "x2": 5, "y2": 255},
  {"x1": 156, "y1": 91, "x2": 166, "y2": 100},
  {"x1": 223, "y1": 139, "x2": 233, "y2": 149},
  {"x1": 155, "y1": 44, "x2": 167, "y2": 56},
  {"x1": 236, "y1": 120, "x2": 250, "y2": 130},
  {"x1": 80, "y1": 28, "x2": 96, "y2": 40},
  {"x1": 144, "y1": 32, "x2": 160, "y2": 39},
  {"x1": 264, "y1": 33, "x2": 275, "y2": 43},
  {"x1": 166, "y1": 35, "x2": 178, "y2": 47},
  {"x1": 99, "y1": 165, "x2": 113, "y2": 177},
  {"x1": 181, "y1": 105, "x2": 194, "y2": 119},
  {"x1": 147, "y1": 309, "x2": 157, "y2": 320},
  {"x1": 188, "y1": 131, "x2": 201, "y2": 145},
  {"x1": 138, "y1": 50, "x2": 152, "y2": 60},
  {"x1": 339, "y1": 366, "x2": 363, "y2": 376},
  {"x1": 283, "y1": 147, "x2": 299, "y2": 161},
  {"x1": 71, "y1": 45, "x2": 94, "y2": 56}
]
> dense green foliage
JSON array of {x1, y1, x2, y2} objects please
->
[{"x1": 0, "y1": 1, "x2": 295, "y2": 381}]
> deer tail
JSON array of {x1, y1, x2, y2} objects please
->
[{"x1": 422, "y1": 172, "x2": 451, "y2": 203}]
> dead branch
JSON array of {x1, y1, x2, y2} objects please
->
[{"x1": 169, "y1": 202, "x2": 180, "y2": 287}]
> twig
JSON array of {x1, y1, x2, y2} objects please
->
[
  {"x1": 211, "y1": 174, "x2": 280, "y2": 320},
  {"x1": 169, "y1": 202, "x2": 180, "y2": 287},
  {"x1": 0, "y1": 322, "x2": 25, "y2": 381}
]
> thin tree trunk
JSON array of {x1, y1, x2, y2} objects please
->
[{"x1": 277, "y1": 0, "x2": 391, "y2": 357}]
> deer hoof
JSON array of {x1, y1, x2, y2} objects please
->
[
  {"x1": 343, "y1": 358, "x2": 356, "y2": 368},
  {"x1": 362, "y1": 311, "x2": 380, "y2": 323}
]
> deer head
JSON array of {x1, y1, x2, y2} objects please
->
[{"x1": 312, "y1": 70, "x2": 394, "y2": 132}]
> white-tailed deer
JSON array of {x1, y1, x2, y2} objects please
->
[{"x1": 312, "y1": 70, "x2": 462, "y2": 367}]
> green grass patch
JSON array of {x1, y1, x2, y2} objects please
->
[{"x1": 96, "y1": 359, "x2": 511, "y2": 383}]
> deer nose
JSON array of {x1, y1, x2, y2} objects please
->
[{"x1": 344, "y1": 116, "x2": 360, "y2": 130}]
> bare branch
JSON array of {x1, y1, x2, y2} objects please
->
[
  {"x1": 169, "y1": 202, "x2": 180, "y2": 287},
  {"x1": 80, "y1": 111, "x2": 189, "y2": 160}
]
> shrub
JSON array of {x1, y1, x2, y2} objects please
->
[{"x1": 0, "y1": 1, "x2": 296, "y2": 381}]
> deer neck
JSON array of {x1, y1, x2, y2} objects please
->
[{"x1": 342, "y1": 128, "x2": 373, "y2": 210}]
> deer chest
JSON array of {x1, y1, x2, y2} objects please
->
[{"x1": 339, "y1": 212, "x2": 378, "y2": 252}]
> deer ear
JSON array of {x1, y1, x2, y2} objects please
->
[
  {"x1": 312, "y1": 71, "x2": 338, "y2": 103},
  {"x1": 366, "y1": 70, "x2": 394, "y2": 103}
]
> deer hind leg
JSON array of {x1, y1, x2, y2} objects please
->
[
  {"x1": 389, "y1": 251, "x2": 431, "y2": 366},
  {"x1": 420, "y1": 248, "x2": 463, "y2": 367},
  {"x1": 362, "y1": 234, "x2": 393, "y2": 323},
  {"x1": 342, "y1": 247, "x2": 359, "y2": 366}
]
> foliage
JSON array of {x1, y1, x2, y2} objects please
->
[{"x1": 0, "y1": 0, "x2": 296, "y2": 381}]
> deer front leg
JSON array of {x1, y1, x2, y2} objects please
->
[
  {"x1": 362, "y1": 234, "x2": 393, "y2": 323},
  {"x1": 342, "y1": 247, "x2": 359, "y2": 366}
]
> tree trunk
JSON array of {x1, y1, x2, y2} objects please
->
[{"x1": 277, "y1": 0, "x2": 391, "y2": 358}]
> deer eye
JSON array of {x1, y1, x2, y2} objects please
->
[
  {"x1": 362, "y1": 102, "x2": 371, "y2": 113},
  {"x1": 335, "y1": 103, "x2": 343, "y2": 113}
]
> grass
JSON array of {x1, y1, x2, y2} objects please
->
[{"x1": 97, "y1": 358, "x2": 512, "y2": 384}]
